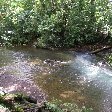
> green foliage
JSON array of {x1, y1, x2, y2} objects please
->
[
  {"x1": 0, "y1": 0, "x2": 112, "y2": 48},
  {"x1": 45, "y1": 99, "x2": 93, "y2": 112},
  {"x1": 45, "y1": 102, "x2": 64, "y2": 112},
  {"x1": 81, "y1": 107, "x2": 93, "y2": 112},
  {"x1": 106, "y1": 53, "x2": 112, "y2": 66}
]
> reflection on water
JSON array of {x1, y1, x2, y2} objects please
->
[{"x1": 0, "y1": 47, "x2": 112, "y2": 112}]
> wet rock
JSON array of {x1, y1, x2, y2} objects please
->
[
  {"x1": 0, "y1": 90, "x2": 5, "y2": 95},
  {"x1": 0, "y1": 105, "x2": 10, "y2": 112},
  {"x1": 0, "y1": 74, "x2": 46, "y2": 104},
  {"x1": 60, "y1": 90, "x2": 79, "y2": 98},
  {"x1": 44, "y1": 59, "x2": 71, "y2": 66},
  {"x1": 25, "y1": 96, "x2": 37, "y2": 104}
]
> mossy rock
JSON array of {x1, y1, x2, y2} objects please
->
[
  {"x1": 0, "y1": 93, "x2": 93, "y2": 112},
  {"x1": 0, "y1": 93, "x2": 64, "y2": 112}
]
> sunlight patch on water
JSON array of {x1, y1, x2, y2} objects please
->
[
  {"x1": 0, "y1": 51, "x2": 57, "y2": 82},
  {"x1": 0, "y1": 61, "x2": 33, "y2": 82}
]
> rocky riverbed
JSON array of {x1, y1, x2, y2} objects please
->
[{"x1": 0, "y1": 74, "x2": 46, "y2": 105}]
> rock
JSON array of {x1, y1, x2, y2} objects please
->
[
  {"x1": 0, "y1": 105, "x2": 10, "y2": 112},
  {"x1": 44, "y1": 59, "x2": 71, "y2": 66},
  {"x1": 0, "y1": 74, "x2": 46, "y2": 104},
  {"x1": 4, "y1": 94, "x2": 15, "y2": 101},
  {"x1": 60, "y1": 90, "x2": 78, "y2": 98},
  {"x1": 0, "y1": 90, "x2": 5, "y2": 95}
]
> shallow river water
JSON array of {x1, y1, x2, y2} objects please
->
[{"x1": 0, "y1": 46, "x2": 112, "y2": 112}]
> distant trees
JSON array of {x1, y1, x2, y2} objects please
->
[{"x1": 0, "y1": 0, "x2": 112, "y2": 47}]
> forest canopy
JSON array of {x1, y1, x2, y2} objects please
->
[{"x1": 0, "y1": 0, "x2": 112, "y2": 48}]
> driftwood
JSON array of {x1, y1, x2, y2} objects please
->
[{"x1": 90, "y1": 46, "x2": 112, "y2": 54}]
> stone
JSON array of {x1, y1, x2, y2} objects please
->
[{"x1": 0, "y1": 105, "x2": 10, "y2": 112}]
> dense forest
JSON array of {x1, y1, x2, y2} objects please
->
[{"x1": 0, "y1": 0, "x2": 112, "y2": 48}]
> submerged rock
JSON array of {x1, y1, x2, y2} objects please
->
[
  {"x1": 44, "y1": 59, "x2": 71, "y2": 66},
  {"x1": 0, "y1": 74, "x2": 46, "y2": 104}
]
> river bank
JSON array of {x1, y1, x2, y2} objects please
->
[{"x1": 0, "y1": 92, "x2": 93, "y2": 112}]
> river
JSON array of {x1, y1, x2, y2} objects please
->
[{"x1": 0, "y1": 46, "x2": 112, "y2": 112}]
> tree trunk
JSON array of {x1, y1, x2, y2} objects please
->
[{"x1": 90, "y1": 46, "x2": 112, "y2": 54}]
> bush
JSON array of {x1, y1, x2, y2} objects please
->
[{"x1": 0, "y1": 0, "x2": 112, "y2": 48}]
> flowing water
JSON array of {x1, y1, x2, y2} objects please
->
[{"x1": 0, "y1": 47, "x2": 112, "y2": 112}]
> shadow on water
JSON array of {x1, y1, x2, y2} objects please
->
[{"x1": 0, "y1": 47, "x2": 112, "y2": 112}]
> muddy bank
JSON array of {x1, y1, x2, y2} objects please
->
[
  {"x1": 0, "y1": 74, "x2": 46, "y2": 104},
  {"x1": 2, "y1": 43, "x2": 111, "y2": 51},
  {"x1": 68, "y1": 44, "x2": 111, "y2": 52}
]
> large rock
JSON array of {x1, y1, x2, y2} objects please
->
[{"x1": 0, "y1": 105, "x2": 10, "y2": 112}]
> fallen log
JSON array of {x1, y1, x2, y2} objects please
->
[{"x1": 90, "y1": 46, "x2": 112, "y2": 54}]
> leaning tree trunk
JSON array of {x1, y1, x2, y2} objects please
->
[{"x1": 90, "y1": 46, "x2": 112, "y2": 54}]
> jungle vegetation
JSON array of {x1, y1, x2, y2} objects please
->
[{"x1": 0, "y1": 0, "x2": 112, "y2": 48}]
